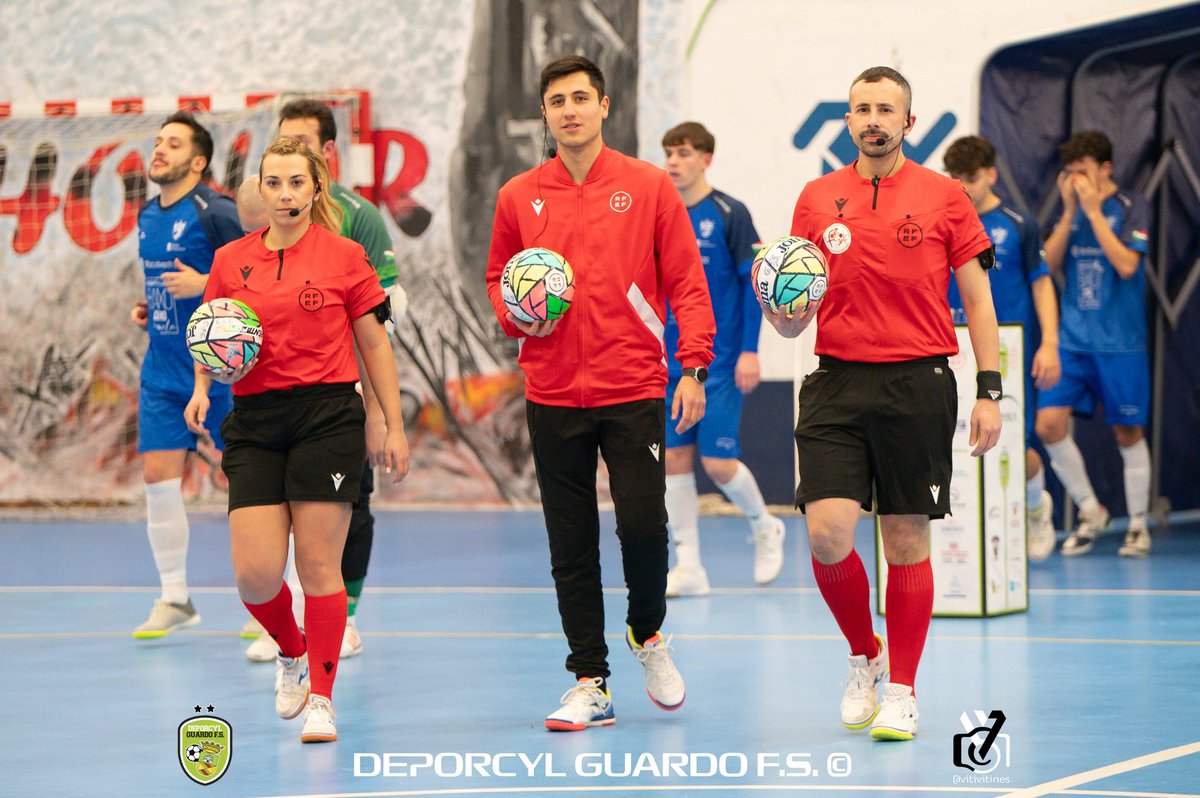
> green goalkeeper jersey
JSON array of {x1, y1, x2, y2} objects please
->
[{"x1": 332, "y1": 182, "x2": 398, "y2": 288}]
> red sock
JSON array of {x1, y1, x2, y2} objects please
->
[
  {"x1": 243, "y1": 583, "x2": 305, "y2": 659},
  {"x1": 304, "y1": 589, "x2": 348, "y2": 700},
  {"x1": 812, "y1": 552, "x2": 878, "y2": 659},
  {"x1": 885, "y1": 559, "x2": 934, "y2": 690}
]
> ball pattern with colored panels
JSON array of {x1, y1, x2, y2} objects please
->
[
  {"x1": 500, "y1": 247, "x2": 575, "y2": 323},
  {"x1": 186, "y1": 297, "x2": 263, "y2": 370},
  {"x1": 751, "y1": 236, "x2": 828, "y2": 315}
]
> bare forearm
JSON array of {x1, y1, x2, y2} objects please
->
[
  {"x1": 1030, "y1": 277, "x2": 1059, "y2": 347},
  {"x1": 1043, "y1": 215, "x2": 1072, "y2": 274},
  {"x1": 1086, "y1": 212, "x2": 1141, "y2": 278}
]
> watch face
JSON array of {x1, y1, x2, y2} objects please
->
[{"x1": 686, "y1": 367, "x2": 708, "y2": 383}]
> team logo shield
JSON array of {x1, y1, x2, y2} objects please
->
[{"x1": 179, "y1": 714, "x2": 232, "y2": 785}]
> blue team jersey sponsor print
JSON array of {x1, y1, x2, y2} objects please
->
[
  {"x1": 1059, "y1": 191, "x2": 1151, "y2": 354},
  {"x1": 137, "y1": 185, "x2": 242, "y2": 392},
  {"x1": 665, "y1": 189, "x2": 761, "y2": 377}
]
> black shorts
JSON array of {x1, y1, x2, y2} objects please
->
[
  {"x1": 794, "y1": 356, "x2": 956, "y2": 518},
  {"x1": 221, "y1": 382, "x2": 366, "y2": 512}
]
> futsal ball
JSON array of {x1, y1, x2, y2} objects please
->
[
  {"x1": 751, "y1": 236, "x2": 828, "y2": 315},
  {"x1": 500, "y1": 247, "x2": 575, "y2": 323},
  {"x1": 186, "y1": 297, "x2": 263, "y2": 371},
  {"x1": 185, "y1": 744, "x2": 203, "y2": 762}
]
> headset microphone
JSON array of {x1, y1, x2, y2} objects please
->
[
  {"x1": 288, "y1": 197, "x2": 314, "y2": 217},
  {"x1": 874, "y1": 136, "x2": 887, "y2": 146}
]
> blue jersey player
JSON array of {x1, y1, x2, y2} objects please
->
[
  {"x1": 1035, "y1": 131, "x2": 1153, "y2": 558},
  {"x1": 943, "y1": 136, "x2": 1061, "y2": 561},
  {"x1": 661, "y1": 122, "x2": 785, "y2": 596},
  {"x1": 131, "y1": 112, "x2": 244, "y2": 638}
]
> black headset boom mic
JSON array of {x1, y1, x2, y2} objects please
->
[{"x1": 288, "y1": 195, "x2": 316, "y2": 217}]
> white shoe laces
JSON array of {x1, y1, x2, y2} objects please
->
[
  {"x1": 307, "y1": 696, "x2": 336, "y2": 724},
  {"x1": 633, "y1": 635, "x2": 677, "y2": 671},
  {"x1": 559, "y1": 678, "x2": 606, "y2": 708}
]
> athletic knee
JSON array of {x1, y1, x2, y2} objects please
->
[
  {"x1": 701, "y1": 457, "x2": 738, "y2": 484},
  {"x1": 805, "y1": 523, "x2": 854, "y2": 564},
  {"x1": 1114, "y1": 425, "x2": 1144, "y2": 448},
  {"x1": 664, "y1": 447, "x2": 694, "y2": 475},
  {"x1": 1035, "y1": 415, "x2": 1067, "y2": 445}
]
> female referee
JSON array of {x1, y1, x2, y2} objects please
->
[{"x1": 184, "y1": 137, "x2": 410, "y2": 743}]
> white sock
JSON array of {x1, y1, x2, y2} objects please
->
[
  {"x1": 1026, "y1": 460, "x2": 1045, "y2": 510},
  {"x1": 1044, "y1": 437, "x2": 1101, "y2": 517},
  {"x1": 718, "y1": 461, "x2": 772, "y2": 531},
  {"x1": 145, "y1": 478, "x2": 189, "y2": 605},
  {"x1": 1119, "y1": 439, "x2": 1151, "y2": 523},
  {"x1": 665, "y1": 472, "x2": 702, "y2": 569},
  {"x1": 286, "y1": 537, "x2": 305, "y2": 621}
]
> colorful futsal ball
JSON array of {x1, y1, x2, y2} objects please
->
[
  {"x1": 751, "y1": 236, "x2": 828, "y2": 315},
  {"x1": 500, "y1": 247, "x2": 575, "y2": 323},
  {"x1": 186, "y1": 298, "x2": 263, "y2": 371}
]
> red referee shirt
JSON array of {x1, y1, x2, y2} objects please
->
[
  {"x1": 791, "y1": 159, "x2": 991, "y2": 362},
  {"x1": 205, "y1": 223, "x2": 384, "y2": 395}
]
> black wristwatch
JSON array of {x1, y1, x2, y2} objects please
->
[{"x1": 682, "y1": 367, "x2": 708, "y2": 384}]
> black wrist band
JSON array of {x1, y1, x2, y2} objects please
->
[{"x1": 977, "y1": 370, "x2": 1003, "y2": 400}]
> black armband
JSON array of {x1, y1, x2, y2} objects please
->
[
  {"x1": 371, "y1": 298, "x2": 391, "y2": 324},
  {"x1": 976, "y1": 370, "x2": 1003, "y2": 401},
  {"x1": 978, "y1": 245, "x2": 997, "y2": 270}
]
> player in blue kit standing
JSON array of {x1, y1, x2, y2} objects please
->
[
  {"x1": 131, "y1": 112, "x2": 244, "y2": 638},
  {"x1": 943, "y1": 135, "x2": 1061, "y2": 561},
  {"x1": 1035, "y1": 131, "x2": 1154, "y2": 557},
  {"x1": 660, "y1": 122, "x2": 786, "y2": 596}
]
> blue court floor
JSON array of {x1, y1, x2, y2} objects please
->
[{"x1": 2, "y1": 508, "x2": 1198, "y2": 797}]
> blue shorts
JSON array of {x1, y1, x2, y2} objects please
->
[
  {"x1": 138, "y1": 382, "x2": 231, "y2": 452},
  {"x1": 665, "y1": 374, "x2": 743, "y2": 459},
  {"x1": 1037, "y1": 349, "x2": 1150, "y2": 426}
]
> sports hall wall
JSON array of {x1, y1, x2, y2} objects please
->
[{"x1": 0, "y1": 0, "x2": 1192, "y2": 509}]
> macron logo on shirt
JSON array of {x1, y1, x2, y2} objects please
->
[{"x1": 531, "y1": 199, "x2": 545, "y2": 216}]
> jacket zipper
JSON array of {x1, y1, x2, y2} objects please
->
[
  {"x1": 276, "y1": 249, "x2": 284, "y2": 280},
  {"x1": 576, "y1": 184, "x2": 586, "y2": 406},
  {"x1": 871, "y1": 176, "x2": 880, "y2": 210}
]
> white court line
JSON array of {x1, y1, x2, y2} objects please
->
[
  {"x1": 3, "y1": 630, "x2": 1198, "y2": 646},
  {"x1": 997, "y1": 741, "x2": 1200, "y2": 798},
  {"x1": 2, "y1": 585, "x2": 1200, "y2": 597}
]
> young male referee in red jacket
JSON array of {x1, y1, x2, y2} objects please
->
[{"x1": 486, "y1": 55, "x2": 715, "y2": 732}]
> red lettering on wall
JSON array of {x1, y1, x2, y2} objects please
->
[
  {"x1": 0, "y1": 142, "x2": 62, "y2": 254},
  {"x1": 62, "y1": 144, "x2": 147, "y2": 252},
  {"x1": 374, "y1": 129, "x2": 431, "y2": 237}
]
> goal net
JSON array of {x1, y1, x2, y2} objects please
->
[{"x1": 0, "y1": 93, "x2": 363, "y2": 507}]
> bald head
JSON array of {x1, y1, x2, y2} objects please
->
[{"x1": 237, "y1": 174, "x2": 270, "y2": 232}]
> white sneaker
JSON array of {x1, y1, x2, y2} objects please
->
[
  {"x1": 246, "y1": 632, "x2": 279, "y2": 663},
  {"x1": 752, "y1": 516, "x2": 786, "y2": 585},
  {"x1": 274, "y1": 653, "x2": 310, "y2": 719},
  {"x1": 241, "y1": 617, "x2": 265, "y2": 639},
  {"x1": 300, "y1": 695, "x2": 337, "y2": 743},
  {"x1": 841, "y1": 634, "x2": 889, "y2": 729},
  {"x1": 666, "y1": 564, "x2": 711, "y2": 597},
  {"x1": 133, "y1": 598, "x2": 200, "y2": 639},
  {"x1": 544, "y1": 677, "x2": 615, "y2": 732},
  {"x1": 341, "y1": 620, "x2": 364, "y2": 658},
  {"x1": 1119, "y1": 521, "x2": 1152, "y2": 558},
  {"x1": 1061, "y1": 504, "x2": 1109, "y2": 557},
  {"x1": 627, "y1": 628, "x2": 685, "y2": 710},
  {"x1": 1026, "y1": 490, "x2": 1056, "y2": 562},
  {"x1": 869, "y1": 683, "x2": 918, "y2": 741}
]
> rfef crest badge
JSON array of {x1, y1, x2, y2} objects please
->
[{"x1": 179, "y1": 707, "x2": 232, "y2": 785}]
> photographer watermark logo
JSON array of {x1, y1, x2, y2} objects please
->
[
  {"x1": 179, "y1": 705, "x2": 232, "y2": 786},
  {"x1": 953, "y1": 710, "x2": 1009, "y2": 774}
]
